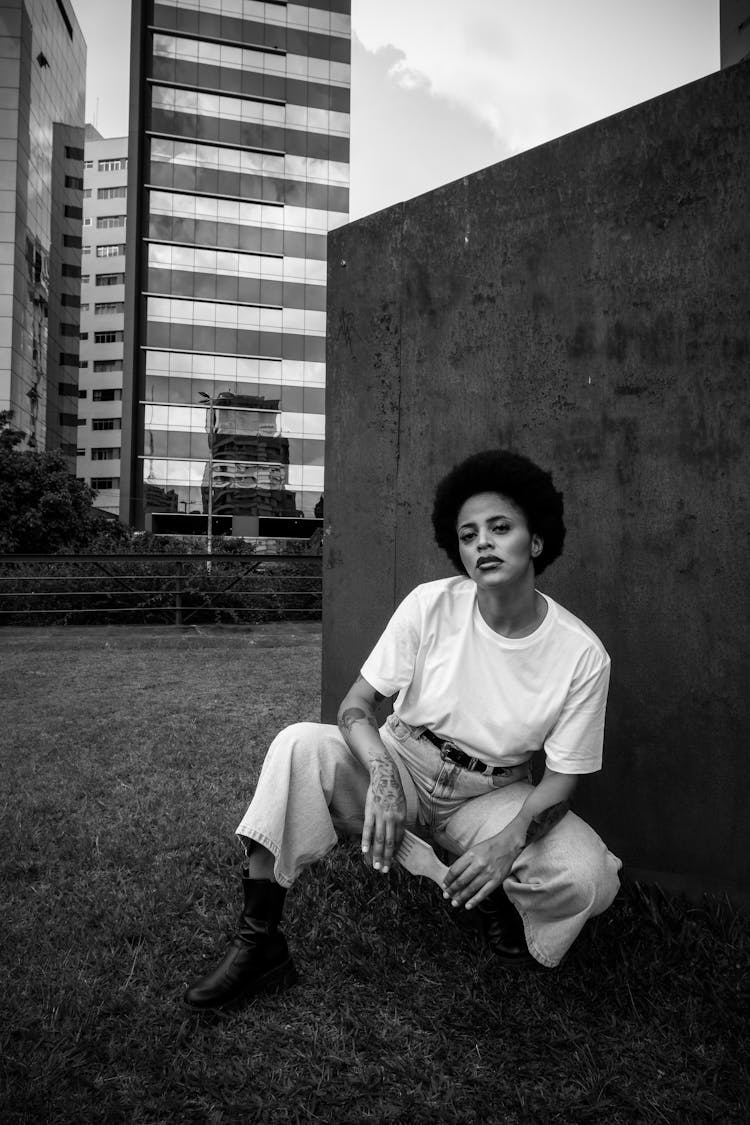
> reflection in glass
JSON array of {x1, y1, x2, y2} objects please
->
[
  {"x1": 150, "y1": 136, "x2": 284, "y2": 177},
  {"x1": 201, "y1": 391, "x2": 301, "y2": 517},
  {"x1": 152, "y1": 33, "x2": 286, "y2": 76},
  {"x1": 149, "y1": 190, "x2": 282, "y2": 229},
  {"x1": 152, "y1": 85, "x2": 285, "y2": 127}
]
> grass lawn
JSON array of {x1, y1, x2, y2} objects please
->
[{"x1": 1, "y1": 626, "x2": 748, "y2": 1125}]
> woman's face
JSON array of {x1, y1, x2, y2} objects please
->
[{"x1": 456, "y1": 492, "x2": 542, "y2": 590}]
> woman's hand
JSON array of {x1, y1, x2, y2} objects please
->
[
  {"x1": 442, "y1": 825, "x2": 525, "y2": 909},
  {"x1": 362, "y1": 759, "x2": 407, "y2": 874},
  {"x1": 443, "y1": 768, "x2": 577, "y2": 908}
]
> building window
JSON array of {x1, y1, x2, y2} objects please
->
[
  {"x1": 84, "y1": 217, "x2": 92, "y2": 226},
  {"x1": 79, "y1": 332, "x2": 89, "y2": 341},
  {"x1": 93, "y1": 388, "x2": 123, "y2": 401},
  {"x1": 83, "y1": 188, "x2": 92, "y2": 198},
  {"x1": 93, "y1": 360, "x2": 124, "y2": 373},
  {"x1": 55, "y1": 0, "x2": 74, "y2": 39},
  {"x1": 62, "y1": 264, "x2": 81, "y2": 278},
  {"x1": 94, "y1": 331, "x2": 124, "y2": 344},
  {"x1": 61, "y1": 293, "x2": 80, "y2": 307},
  {"x1": 81, "y1": 274, "x2": 90, "y2": 284},
  {"x1": 98, "y1": 158, "x2": 127, "y2": 172},
  {"x1": 96, "y1": 245, "x2": 126, "y2": 258},
  {"x1": 76, "y1": 449, "x2": 85, "y2": 457},
  {"x1": 66, "y1": 146, "x2": 85, "y2": 161},
  {"x1": 96, "y1": 273, "x2": 126, "y2": 286},
  {"x1": 91, "y1": 477, "x2": 120, "y2": 489},
  {"x1": 65, "y1": 205, "x2": 83, "y2": 220},
  {"x1": 79, "y1": 361, "x2": 89, "y2": 369},
  {"x1": 58, "y1": 412, "x2": 78, "y2": 427},
  {"x1": 92, "y1": 418, "x2": 122, "y2": 431},
  {"x1": 97, "y1": 185, "x2": 127, "y2": 199},
  {"x1": 84, "y1": 160, "x2": 93, "y2": 169},
  {"x1": 58, "y1": 382, "x2": 78, "y2": 396},
  {"x1": 63, "y1": 234, "x2": 82, "y2": 248},
  {"x1": 79, "y1": 389, "x2": 87, "y2": 398},
  {"x1": 97, "y1": 215, "x2": 127, "y2": 229},
  {"x1": 82, "y1": 246, "x2": 91, "y2": 255},
  {"x1": 65, "y1": 175, "x2": 84, "y2": 190},
  {"x1": 91, "y1": 447, "x2": 121, "y2": 460},
  {"x1": 95, "y1": 301, "x2": 125, "y2": 315},
  {"x1": 59, "y1": 351, "x2": 79, "y2": 365},
  {"x1": 77, "y1": 418, "x2": 87, "y2": 426}
]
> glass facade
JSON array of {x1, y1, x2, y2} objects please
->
[
  {"x1": 123, "y1": 0, "x2": 350, "y2": 529},
  {"x1": 0, "y1": 0, "x2": 86, "y2": 466}
]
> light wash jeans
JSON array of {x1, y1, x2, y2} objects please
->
[{"x1": 235, "y1": 714, "x2": 622, "y2": 968}]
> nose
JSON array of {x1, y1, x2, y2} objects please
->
[{"x1": 476, "y1": 526, "x2": 493, "y2": 549}]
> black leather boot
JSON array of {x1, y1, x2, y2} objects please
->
[
  {"x1": 478, "y1": 887, "x2": 534, "y2": 967},
  {"x1": 184, "y1": 874, "x2": 297, "y2": 1009}
]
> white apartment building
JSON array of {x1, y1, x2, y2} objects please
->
[{"x1": 77, "y1": 128, "x2": 128, "y2": 515}]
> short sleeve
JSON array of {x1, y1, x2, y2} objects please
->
[
  {"x1": 360, "y1": 589, "x2": 422, "y2": 698},
  {"x1": 543, "y1": 655, "x2": 611, "y2": 774}
]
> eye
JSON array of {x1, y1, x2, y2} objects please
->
[
  {"x1": 459, "y1": 531, "x2": 475, "y2": 544},
  {"x1": 492, "y1": 523, "x2": 510, "y2": 534}
]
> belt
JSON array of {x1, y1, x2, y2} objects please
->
[{"x1": 420, "y1": 728, "x2": 520, "y2": 778}]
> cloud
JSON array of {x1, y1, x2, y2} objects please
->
[
  {"x1": 351, "y1": 0, "x2": 718, "y2": 156},
  {"x1": 349, "y1": 37, "x2": 509, "y2": 219}
]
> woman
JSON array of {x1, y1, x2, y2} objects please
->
[{"x1": 184, "y1": 449, "x2": 621, "y2": 1009}]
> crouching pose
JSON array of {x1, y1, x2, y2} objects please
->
[{"x1": 184, "y1": 449, "x2": 621, "y2": 1009}]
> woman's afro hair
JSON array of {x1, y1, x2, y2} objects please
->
[{"x1": 431, "y1": 449, "x2": 566, "y2": 576}]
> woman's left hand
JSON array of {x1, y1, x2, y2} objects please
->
[{"x1": 442, "y1": 827, "x2": 524, "y2": 910}]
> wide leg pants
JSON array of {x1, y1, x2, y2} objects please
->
[{"x1": 235, "y1": 714, "x2": 622, "y2": 968}]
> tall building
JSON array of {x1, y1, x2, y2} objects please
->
[
  {"x1": 0, "y1": 0, "x2": 86, "y2": 467},
  {"x1": 122, "y1": 0, "x2": 351, "y2": 535},
  {"x1": 75, "y1": 126, "x2": 128, "y2": 515}
]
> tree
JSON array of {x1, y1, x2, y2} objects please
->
[{"x1": 0, "y1": 410, "x2": 128, "y2": 553}]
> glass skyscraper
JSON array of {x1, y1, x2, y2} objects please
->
[
  {"x1": 121, "y1": 0, "x2": 350, "y2": 534},
  {"x1": 0, "y1": 0, "x2": 86, "y2": 467}
]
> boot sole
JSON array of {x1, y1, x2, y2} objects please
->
[{"x1": 184, "y1": 958, "x2": 298, "y2": 1011}]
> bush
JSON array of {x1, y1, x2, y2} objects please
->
[{"x1": 0, "y1": 411, "x2": 130, "y2": 554}]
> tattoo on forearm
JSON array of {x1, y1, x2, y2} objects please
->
[
  {"x1": 370, "y1": 760, "x2": 406, "y2": 812},
  {"x1": 524, "y1": 800, "x2": 570, "y2": 846},
  {"x1": 338, "y1": 706, "x2": 378, "y2": 734}
]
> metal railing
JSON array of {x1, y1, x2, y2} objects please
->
[{"x1": 0, "y1": 553, "x2": 322, "y2": 626}]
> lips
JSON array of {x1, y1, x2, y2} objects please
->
[{"x1": 476, "y1": 556, "x2": 502, "y2": 570}]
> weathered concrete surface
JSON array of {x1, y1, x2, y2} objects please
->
[
  {"x1": 323, "y1": 61, "x2": 750, "y2": 903},
  {"x1": 323, "y1": 205, "x2": 403, "y2": 715}
]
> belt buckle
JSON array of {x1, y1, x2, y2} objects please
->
[{"x1": 439, "y1": 739, "x2": 459, "y2": 762}]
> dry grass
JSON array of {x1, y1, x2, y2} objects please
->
[{"x1": 1, "y1": 626, "x2": 748, "y2": 1124}]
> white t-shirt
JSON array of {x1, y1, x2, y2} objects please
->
[{"x1": 360, "y1": 577, "x2": 610, "y2": 775}]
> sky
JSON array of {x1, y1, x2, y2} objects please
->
[{"x1": 71, "y1": 0, "x2": 720, "y2": 221}]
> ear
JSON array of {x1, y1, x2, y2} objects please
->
[{"x1": 530, "y1": 535, "x2": 543, "y2": 559}]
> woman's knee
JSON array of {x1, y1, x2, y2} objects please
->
[
  {"x1": 265, "y1": 723, "x2": 348, "y2": 777},
  {"x1": 268, "y1": 721, "x2": 327, "y2": 755},
  {"x1": 554, "y1": 837, "x2": 620, "y2": 914}
]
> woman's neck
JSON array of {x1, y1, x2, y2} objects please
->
[{"x1": 475, "y1": 583, "x2": 547, "y2": 638}]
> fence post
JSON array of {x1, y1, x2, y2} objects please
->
[{"x1": 175, "y1": 560, "x2": 183, "y2": 627}]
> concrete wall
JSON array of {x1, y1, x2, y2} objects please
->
[
  {"x1": 721, "y1": 0, "x2": 750, "y2": 66},
  {"x1": 323, "y1": 61, "x2": 750, "y2": 904}
]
